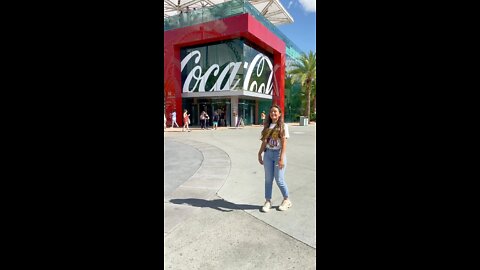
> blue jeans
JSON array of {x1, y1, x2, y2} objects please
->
[{"x1": 263, "y1": 148, "x2": 289, "y2": 200}]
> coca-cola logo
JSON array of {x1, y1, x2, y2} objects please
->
[{"x1": 180, "y1": 50, "x2": 274, "y2": 95}]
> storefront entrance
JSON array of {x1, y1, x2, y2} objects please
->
[
  {"x1": 183, "y1": 97, "x2": 269, "y2": 127},
  {"x1": 183, "y1": 98, "x2": 231, "y2": 127}
]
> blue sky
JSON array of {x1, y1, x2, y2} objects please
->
[{"x1": 277, "y1": 0, "x2": 316, "y2": 54}]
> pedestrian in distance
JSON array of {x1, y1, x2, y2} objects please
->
[
  {"x1": 261, "y1": 111, "x2": 266, "y2": 125},
  {"x1": 204, "y1": 111, "x2": 210, "y2": 129},
  {"x1": 200, "y1": 111, "x2": 209, "y2": 130},
  {"x1": 257, "y1": 104, "x2": 292, "y2": 212},
  {"x1": 182, "y1": 109, "x2": 191, "y2": 132},
  {"x1": 199, "y1": 111, "x2": 204, "y2": 129},
  {"x1": 171, "y1": 110, "x2": 180, "y2": 128},
  {"x1": 212, "y1": 111, "x2": 219, "y2": 130}
]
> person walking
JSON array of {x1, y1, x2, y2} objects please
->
[
  {"x1": 257, "y1": 104, "x2": 291, "y2": 212},
  {"x1": 171, "y1": 110, "x2": 180, "y2": 128},
  {"x1": 261, "y1": 111, "x2": 266, "y2": 125},
  {"x1": 212, "y1": 111, "x2": 219, "y2": 130},
  {"x1": 182, "y1": 109, "x2": 191, "y2": 132},
  {"x1": 200, "y1": 111, "x2": 205, "y2": 129},
  {"x1": 203, "y1": 111, "x2": 210, "y2": 129}
]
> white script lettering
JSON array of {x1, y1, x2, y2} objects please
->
[{"x1": 180, "y1": 50, "x2": 274, "y2": 94}]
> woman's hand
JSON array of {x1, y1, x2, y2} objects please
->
[
  {"x1": 258, "y1": 153, "x2": 264, "y2": 165},
  {"x1": 278, "y1": 159, "x2": 284, "y2": 169}
]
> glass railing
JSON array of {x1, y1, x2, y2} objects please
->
[
  {"x1": 164, "y1": 0, "x2": 246, "y2": 32},
  {"x1": 164, "y1": 0, "x2": 304, "y2": 60}
]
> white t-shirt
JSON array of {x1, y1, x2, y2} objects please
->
[
  {"x1": 171, "y1": 112, "x2": 176, "y2": 120},
  {"x1": 266, "y1": 123, "x2": 289, "y2": 150}
]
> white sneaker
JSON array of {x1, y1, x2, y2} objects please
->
[
  {"x1": 278, "y1": 199, "x2": 292, "y2": 211},
  {"x1": 261, "y1": 201, "x2": 271, "y2": 212}
]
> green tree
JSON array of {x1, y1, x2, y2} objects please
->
[
  {"x1": 284, "y1": 75, "x2": 303, "y2": 122},
  {"x1": 311, "y1": 79, "x2": 316, "y2": 120},
  {"x1": 288, "y1": 51, "x2": 316, "y2": 123}
]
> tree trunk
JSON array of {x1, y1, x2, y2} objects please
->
[{"x1": 306, "y1": 80, "x2": 311, "y2": 124}]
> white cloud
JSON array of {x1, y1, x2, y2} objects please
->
[
  {"x1": 298, "y1": 0, "x2": 316, "y2": 12},
  {"x1": 287, "y1": 1, "x2": 293, "y2": 9}
]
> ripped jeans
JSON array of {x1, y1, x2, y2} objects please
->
[{"x1": 263, "y1": 148, "x2": 289, "y2": 200}]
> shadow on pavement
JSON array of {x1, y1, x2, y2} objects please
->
[{"x1": 169, "y1": 198, "x2": 261, "y2": 212}]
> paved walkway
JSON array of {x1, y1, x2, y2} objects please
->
[
  {"x1": 164, "y1": 140, "x2": 203, "y2": 196},
  {"x1": 164, "y1": 123, "x2": 316, "y2": 269}
]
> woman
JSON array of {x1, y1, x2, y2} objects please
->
[
  {"x1": 182, "y1": 109, "x2": 191, "y2": 132},
  {"x1": 200, "y1": 111, "x2": 205, "y2": 129},
  {"x1": 257, "y1": 105, "x2": 291, "y2": 212}
]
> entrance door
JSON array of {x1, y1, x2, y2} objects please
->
[
  {"x1": 210, "y1": 99, "x2": 229, "y2": 127},
  {"x1": 238, "y1": 101, "x2": 251, "y2": 125}
]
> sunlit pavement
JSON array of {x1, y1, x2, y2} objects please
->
[{"x1": 164, "y1": 122, "x2": 316, "y2": 269}]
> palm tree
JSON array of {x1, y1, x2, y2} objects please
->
[
  {"x1": 288, "y1": 51, "x2": 316, "y2": 123},
  {"x1": 311, "y1": 79, "x2": 316, "y2": 116}
]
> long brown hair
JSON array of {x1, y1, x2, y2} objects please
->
[{"x1": 260, "y1": 104, "x2": 285, "y2": 141}]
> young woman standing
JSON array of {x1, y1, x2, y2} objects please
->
[
  {"x1": 257, "y1": 105, "x2": 292, "y2": 212},
  {"x1": 182, "y1": 109, "x2": 191, "y2": 132}
]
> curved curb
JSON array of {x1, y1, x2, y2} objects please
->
[
  {"x1": 164, "y1": 138, "x2": 231, "y2": 236},
  {"x1": 164, "y1": 138, "x2": 231, "y2": 201}
]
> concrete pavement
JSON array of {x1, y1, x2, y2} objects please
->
[
  {"x1": 164, "y1": 140, "x2": 203, "y2": 196},
  {"x1": 164, "y1": 123, "x2": 316, "y2": 269}
]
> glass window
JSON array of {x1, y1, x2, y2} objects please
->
[{"x1": 181, "y1": 39, "x2": 274, "y2": 94}]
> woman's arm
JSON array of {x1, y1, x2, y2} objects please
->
[
  {"x1": 258, "y1": 140, "x2": 267, "y2": 165},
  {"x1": 278, "y1": 137, "x2": 287, "y2": 169}
]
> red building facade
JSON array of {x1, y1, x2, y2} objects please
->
[{"x1": 164, "y1": 13, "x2": 285, "y2": 127}]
